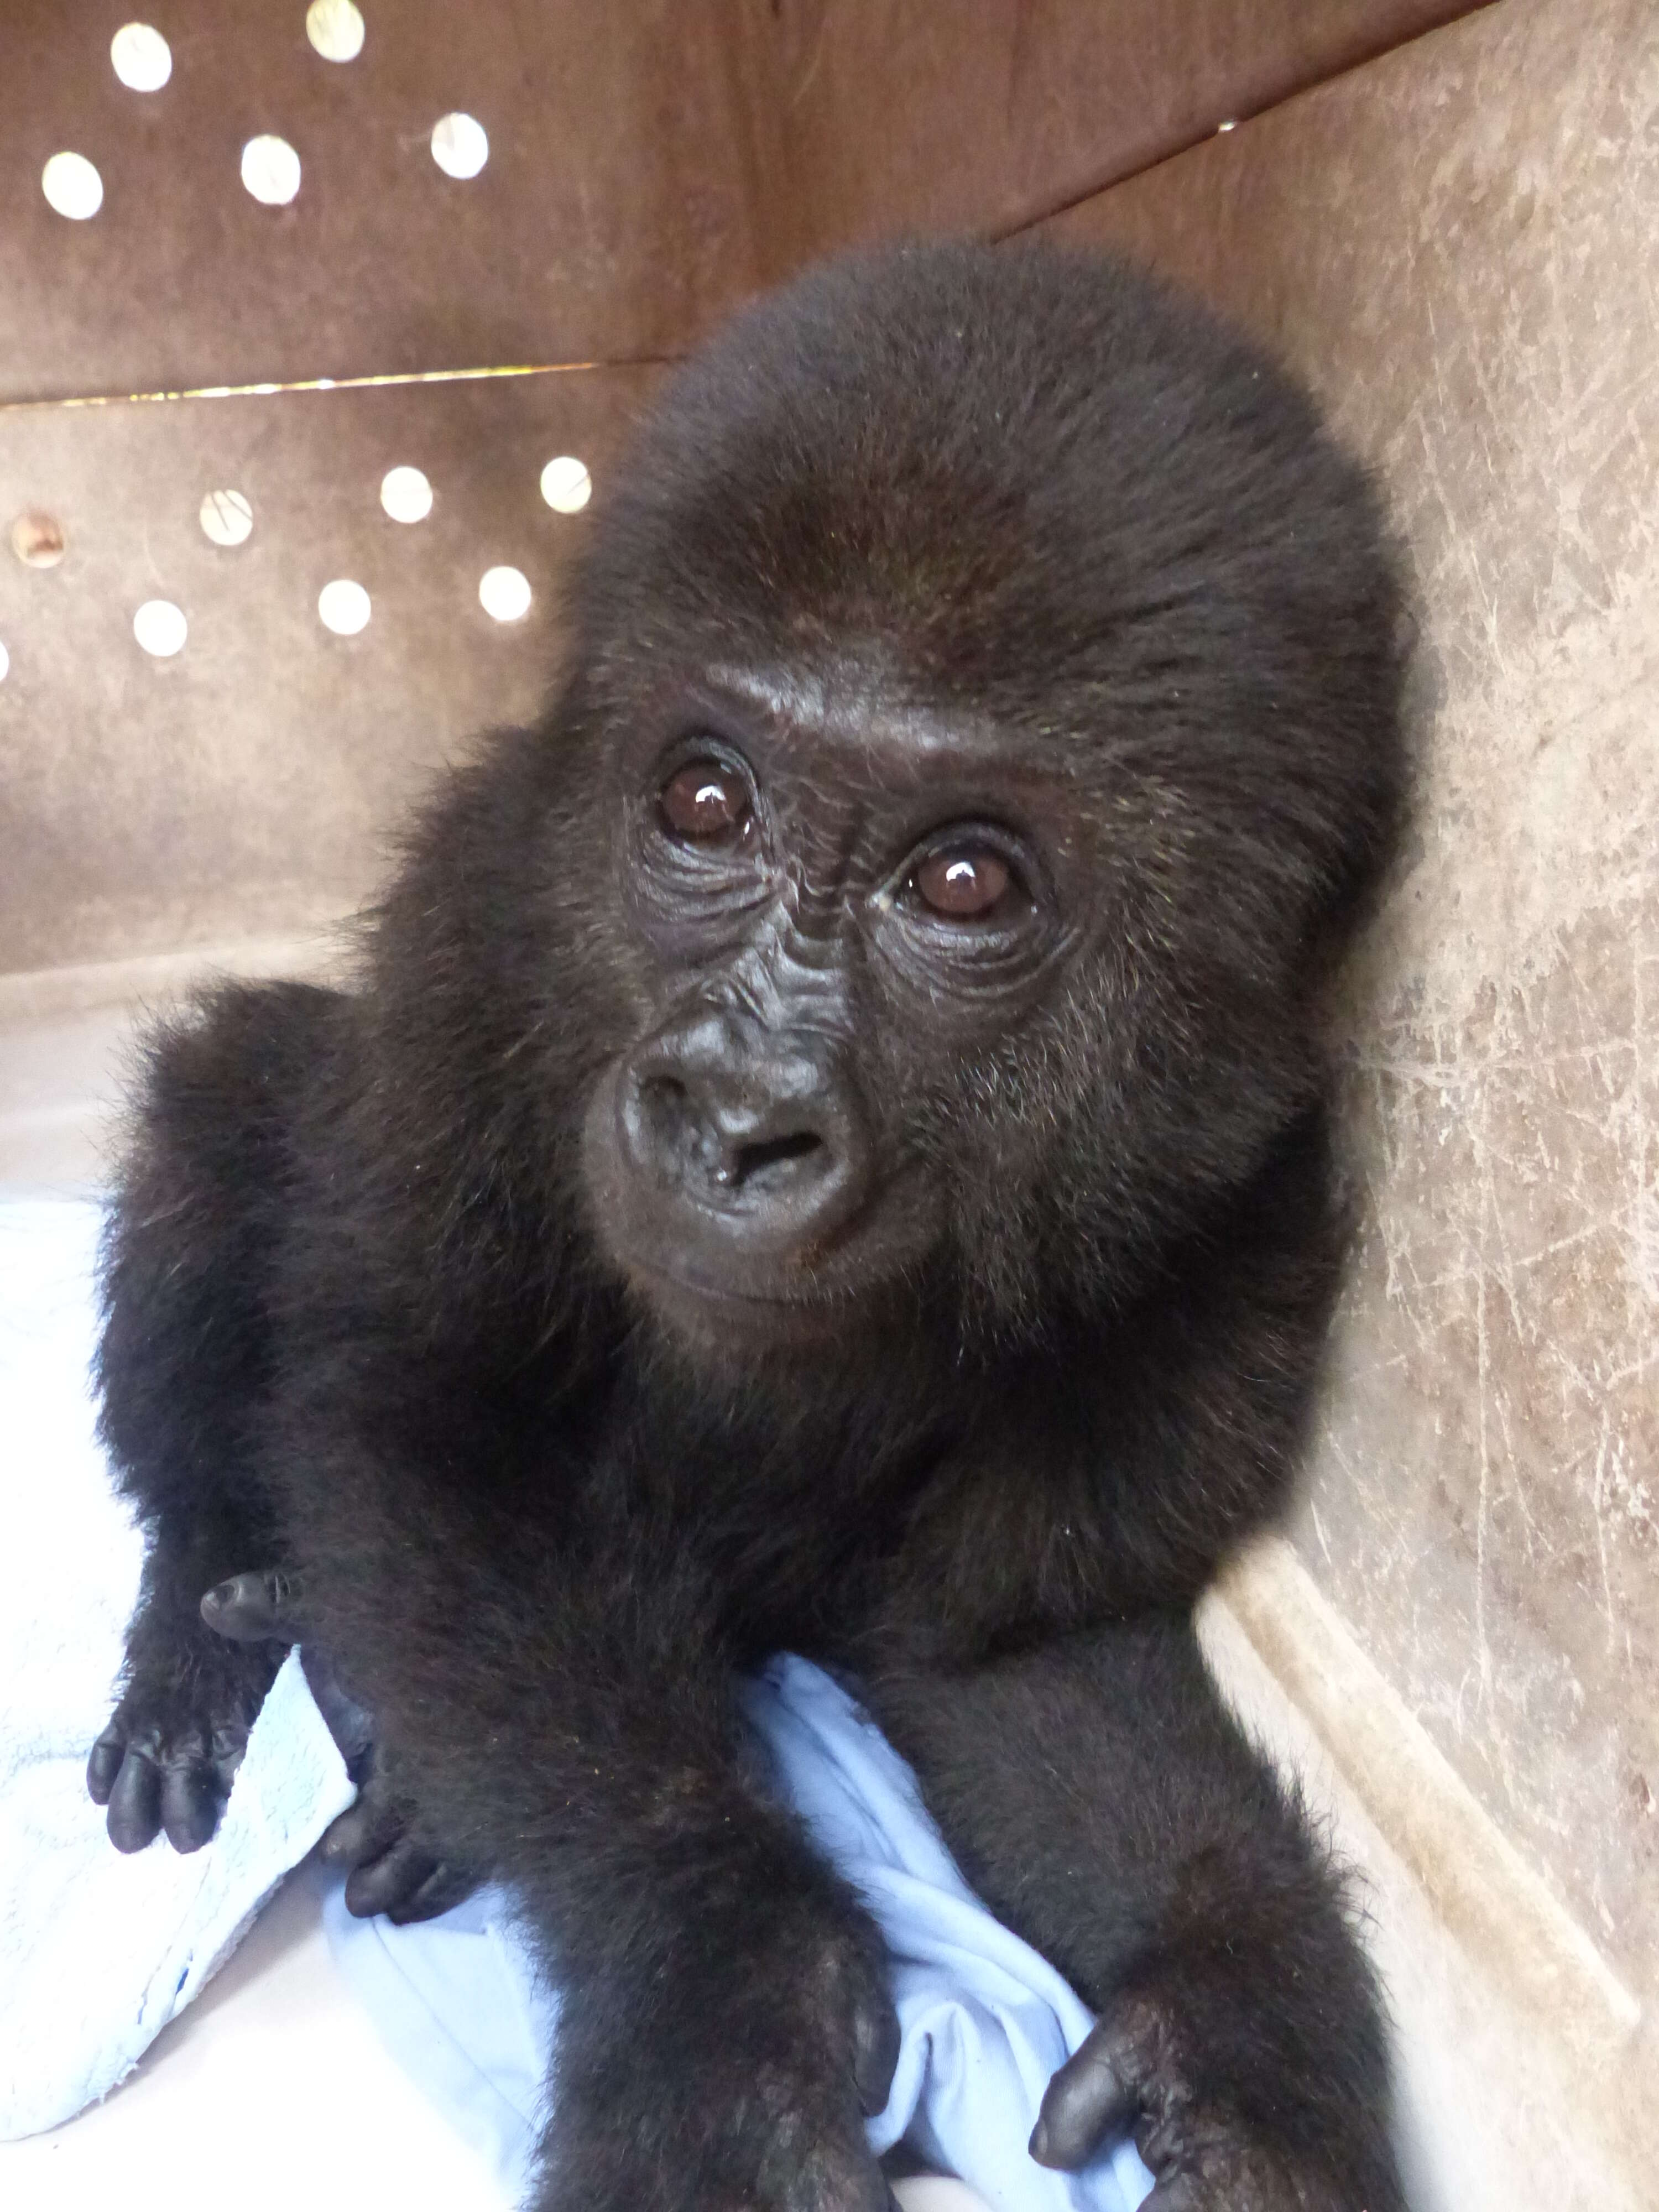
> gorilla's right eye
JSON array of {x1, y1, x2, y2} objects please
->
[{"x1": 658, "y1": 759, "x2": 754, "y2": 846}]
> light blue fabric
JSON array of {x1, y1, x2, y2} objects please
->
[
  {"x1": 3, "y1": 1196, "x2": 1152, "y2": 2211},
  {"x1": 326, "y1": 1655, "x2": 1154, "y2": 2212},
  {"x1": 0, "y1": 1199, "x2": 356, "y2": 2139}
]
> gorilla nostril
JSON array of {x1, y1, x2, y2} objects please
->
[
  {"x1": 639, "y1": 1074, "x2": 693, "y2": 1139},
  {"x1": 722, "y1": 1129, "x2": 824, "y2": 1188}
]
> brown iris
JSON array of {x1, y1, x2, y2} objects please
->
[
  {"x1": 912, "y1": 847, "x2": 1012, "y2": 920},
  {"x1": 659, "y1": 760, "x2": 750, "y2": 843}
]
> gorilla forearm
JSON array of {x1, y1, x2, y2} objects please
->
[
  {"x1": 271, "y1": 1439, "x2": 906, "y2": 2198},
  {"x1": 88, "y1": 982, "x2": 340, "y2": 1851},
  {"x1": 865, "y1": 1623, "x2": 1401, "y2": 2207},
  {"x1": 272, "y1": 1401, "x2": 860, "y2": 1940}
]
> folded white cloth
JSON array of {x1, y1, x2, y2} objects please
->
[{"x1": 0, "y1": 1199, "x2": 354, "y2": 2139}]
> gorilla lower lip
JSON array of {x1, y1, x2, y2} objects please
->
[
  {"x1": 627, "y1": 1252, "x2": 870, "y2": 1349},
  {"x1": 639, "y1": 1257, "x2": 838, "y2": 1312}
]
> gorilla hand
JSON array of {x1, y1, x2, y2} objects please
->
[
  {"x1": 201, "y1": 1568, "x2": 478, "y2": 1923},
  {"x1": 1032, "y1": 1985, "x2": 1381, "y2": 2212},
  {"x1": 544, "y1": 1894, "x2": 902, "y2": 2212},
  {"x1": 86, "y1": 1567, "x2": 287, "y2": 1855}
]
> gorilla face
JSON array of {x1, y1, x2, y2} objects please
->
[
  {"x1": 549, "y1": 248, "x2": 1400, "y2": 1366},
  {"x1": 580, "y1": 661, "x2": 1087, "y2": 1346}
]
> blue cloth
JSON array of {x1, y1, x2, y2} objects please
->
[{"x1": 326, "y1": 1655, "x2": 1154, "y2": 2212}]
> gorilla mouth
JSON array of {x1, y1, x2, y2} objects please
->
[
  {"x1": 628, "y1": 1256, "x2": 871, "y2": 1356},
  {"x1": 618, "y1": 1208, "x2": 929, "y2": 1348},
  {"x1": 632, "y1": 1249, "x2": 858, "y2": 1315}
]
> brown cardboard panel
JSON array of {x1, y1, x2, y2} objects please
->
[
  {"x1": 1045, "y1": 0, "x2": 1659, "y2": 2017},
  {"x1": 0, "y1": 367, "x2": 663, "y2": 969},
  {"x1": 0, "y1": 0, "x2": 762, "y2": 403},
  {"x1": 757, "y1": 0, "x2": 1488, "y2": 267}
]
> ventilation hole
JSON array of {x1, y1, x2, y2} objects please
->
[
  {"x1": 479, "y1": 566, "x2": 531, "y2": 622},
  {"x1": 199, "y1": 489, "x2": 253, "y2": 546},
  {"x1": 110, "y1": 23, "x2": 172, "y2": 91},
  {"x1": 431, "y1": 113, "x2": 488, "y2": 179},
  {"x1": 0, "y1": 641, "x2": 9, "y2": 684},
  {"x1": 11, "y1": 512, "x2": 66, "y2": 568},
  {"x1": 133, "y1": 600, "x2": 187, "y2": 657},
  {"x1": 241, "y1": 135, "x2": 301, "y2": 206},
  {"x1": 540, "y1": 455, "x2": 591, "y2": 513},
  {"x1": 42, "y1": 152, "x2": 103, "y2": 221},
  {"x1": 380, "y1": 466, "x2": 432, "y2": 524},
  {"x1": 318, "y1": 578, "x2": 371, "y2": 635},
  {"x1": 305, "y1": 0, "x2": 365, "y2": 62}
]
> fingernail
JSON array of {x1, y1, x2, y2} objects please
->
[{"x1": 1029, "y1": 2119, "x2": 1051, "y2": 2163}]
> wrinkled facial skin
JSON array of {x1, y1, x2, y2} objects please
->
[
  {"x1": 550, "y1": 244, "x2": 1402, "y2": 1370},
  {"x1": 579, "y1": 661, "x2": 1090, "y2": 1349}
]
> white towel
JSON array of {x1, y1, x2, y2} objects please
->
[{"x1": 0, "y1": 1199, "x2": 354, "y2": 2139}]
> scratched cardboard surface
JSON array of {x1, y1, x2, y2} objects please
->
[
  {"x1": 1053, "y1": 0, "x2": 1659, "y2": 2012},
  {"x1": 0, "y1": 0, "x2": 761, "y2": 402}
]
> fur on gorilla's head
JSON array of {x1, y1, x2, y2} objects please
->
[{"x1": 362, "y1": 243, "x2": 1404, "y2": 1376}]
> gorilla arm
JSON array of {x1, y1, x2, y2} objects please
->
[
  {"x1": 88, "y1": 982, "x2": 346, "y2": 1855},
  {"x1": 852, "y1": 1118, "x2": 1405, "y2": 2211},
  {"x1": 863, "y1": 1621, "x2": 1402, "y2": 2212},
  {"x1": 235, "y1": 1386, "x2": 901, "y2": 2212}
]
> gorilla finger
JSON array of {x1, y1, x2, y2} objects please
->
[
  {"x1": 1030, "y1": 2028, "x2": 1140, "y2": 2170},
  {"x1": 160, "y1": 1745, "x2": 222, "y2": 1853},
  {"x1": 106, "y1": 1746, "x2": 164, "y2": 1853},
  {"x1": 299, "y1": 1646, "x2": 375, "y2": 1769},
  {"x1": 384, "y1": 1860, "x2": 477, "y2": 1925},
  {"x1": 87, "y1": 1723, "x2": 126, "y2": 1805},
  {"x1": 319, "y1": 1796, "x2": 404, "y2": 1871},
  {"x1": 1134, "y1": 2110, "x2": 1264, "y2": 2203},
  {"x1": 345, "y1": 1837, "x2": 442, "y2": 1919},
  {"x1": 210, "y1": 1720, "x2": 251, "y2": 1796},
  {"x1": 831, "y1": 2148, "x2": 896, "y2": 2212},
  {"x1": 855, "y1": 2157, "x2": 900, "y2": 2212},
  {"x1": 1140, "y1": 2179, "x2": 1204, "y2": 2212},
  {"x1": 201, "y1": 1568, "x2": 304, "y2": 1643},
  {"x1": 852, "y1": 1987, "x2": 902, "y2": 2116}
]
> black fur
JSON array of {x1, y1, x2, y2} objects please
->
[{"x1": 92, "y1": 243, "x2": 1407, "y2": 2212}]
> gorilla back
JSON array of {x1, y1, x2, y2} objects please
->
[{"x1": 92, "y1": 243, "x2": 1407, "y2": 2212}]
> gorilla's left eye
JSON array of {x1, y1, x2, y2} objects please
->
[
  {"x1": 910, "y1": 846, "x2": 1018, "y2": 921},
  {"x1": 658, "y1": 759, "x2": 754, "y2": 847}
]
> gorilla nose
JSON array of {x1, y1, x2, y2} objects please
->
[{"x1": 620, "y1": 1010, "x2": 870, "y2": 1246}]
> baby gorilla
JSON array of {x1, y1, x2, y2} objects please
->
[{"x1": 90, "y1": 242, "x2": 1407, "y2": 2212}]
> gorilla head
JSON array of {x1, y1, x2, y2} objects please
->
[{"x1": 387, "y1": 244, "x2": 1401, "y2": 1373}]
